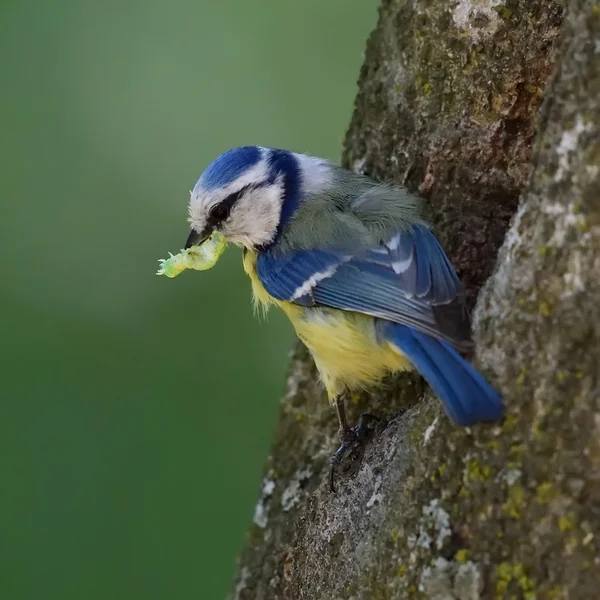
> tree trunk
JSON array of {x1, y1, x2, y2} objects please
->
[{"x1": 230, "y1": 0, "x2": 600, "y2": 598}]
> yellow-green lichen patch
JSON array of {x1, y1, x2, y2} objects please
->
[
  {"x1": 539, "y1": 301, "x2": 552, "y2": 317},
  {"x1": 464, "y1": 460, "x2": 491, "y2": 483},
  {"x1": 502, "y1": 413, "x2": 518, "y2": 431},
  {"x1": 493, "y1": 5, "x2": 514, "y2": 19},
  {"x1": 487, "y1": 439, "x2": 500, "y2": 451},
  {"x1": 502, "y1": 484, "x2": 525, "y2": 519},
  {"x1": 558, "y1": 513, "x2": 575, "y2": 532},
  {"x1": 458, "y1": 487, "x2": 471, "y2": 498},
  {"x1": 495, "y1": 562, "x2": 537, "y2": 600},
  {"x1": 536, "y1": 482, "x2": 556, "y2": 504}
]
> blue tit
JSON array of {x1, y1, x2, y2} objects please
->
[{"x1": 184, "y1": 146, "x2": 504, "y2": 475}]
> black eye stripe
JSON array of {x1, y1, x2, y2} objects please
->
[{"x1": 208, "y1": 181, "x2": 267, "y2": 222}]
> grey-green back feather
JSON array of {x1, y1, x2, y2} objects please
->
[{"x1": 276, "y1": 167, "x2": 430, "y2": 254}]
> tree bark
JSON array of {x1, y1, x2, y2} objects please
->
[{"x1": 230, "y1": 0, "x2": 600, "y2": 598}]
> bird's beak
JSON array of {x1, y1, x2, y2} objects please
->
[{"x1": 184, "y1": 226, "x2": 212, "y2": 249}]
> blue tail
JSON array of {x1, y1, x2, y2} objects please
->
[{"x1": 381, "y1": 322, "x2": 504, "y2": 426}]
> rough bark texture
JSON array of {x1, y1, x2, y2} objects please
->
[{"x1": 230, "y1": 0, "x2": 600, "y2": 598}]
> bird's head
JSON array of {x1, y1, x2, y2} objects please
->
[{"x1": 185, "y1": 146, "x2": 331, "y2": 250}]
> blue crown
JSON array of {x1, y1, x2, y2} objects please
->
[{"x1": 198, "y1": 146, "x2": 262, "y2": 191}]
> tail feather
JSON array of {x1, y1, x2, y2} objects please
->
[{"x1": 382, "y1": 322, "x2": 504, "y2": 426}]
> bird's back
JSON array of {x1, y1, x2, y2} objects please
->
[
  {"x1": 274, "y1": 166, "x2": 429, "y2": 255},
  {"x1": 266, "y1": 166, "x2": 473, "y2": 351}
]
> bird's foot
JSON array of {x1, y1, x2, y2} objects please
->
[{"x1": 329, "y1": 413, "x2": 380, "y2": 493}]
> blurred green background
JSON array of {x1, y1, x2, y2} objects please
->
[{"x1": 0, "y1": 1, "x2": 377, "y2": 598}]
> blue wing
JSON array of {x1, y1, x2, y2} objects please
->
[{"x1": 256, "y1": 224, "x2": 472, "y2": 348}]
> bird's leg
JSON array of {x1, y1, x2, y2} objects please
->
[
  {"x1": 329, "y1": 395, "x2": 381, "y2": 493},
  {"x1": 335, "y1": 394, "x2": 354, "y2": 443}
]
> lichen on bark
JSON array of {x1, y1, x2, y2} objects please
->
[{"x1": 229, "y1": 0, "x2": 600, "y2": 598}]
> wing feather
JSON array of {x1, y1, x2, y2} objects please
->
[{"x1": 256, "y1": 225, "x2": 471, "y2": 348}]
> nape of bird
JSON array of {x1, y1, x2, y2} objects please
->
[{"x1": 183, "y1": 145, "x2": 504, "y2": 490}]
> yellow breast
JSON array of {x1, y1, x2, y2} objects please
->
[{"x1": 243, "y1": 250, "x2": 411, "y2": 400}]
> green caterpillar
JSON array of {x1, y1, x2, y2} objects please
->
[{"x1": 157, "y1": 231, "x2": 227, "y2": 278}]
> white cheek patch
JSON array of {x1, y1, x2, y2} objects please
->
[{"x1": 223, "y1": 181, "x2": 284, "y2": 248}]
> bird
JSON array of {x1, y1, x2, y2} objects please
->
[{"x1": 183, "y1": 145, "x2": 504, "y2": 486}]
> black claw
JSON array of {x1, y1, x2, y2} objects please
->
[{"x1": 329, "y1": 413, "x2": 381, "y2": 493}]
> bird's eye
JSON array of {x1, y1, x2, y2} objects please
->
[
  {"x1": 208, "y1": 185, "x2": 256, "y2": 224},
  {"x1": 209, "y1": 203, "x2": 230, "y2": 222}
]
